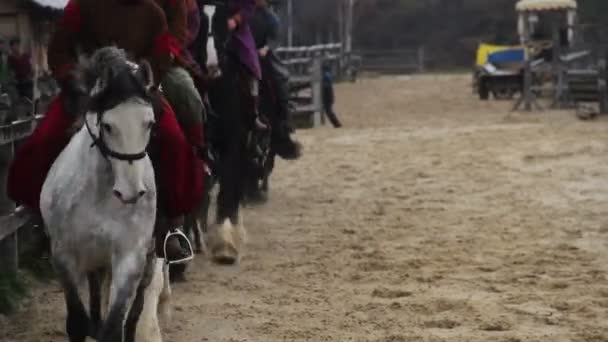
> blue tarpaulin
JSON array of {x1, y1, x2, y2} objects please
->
[{"x1": 487, "y1": 49, "x2": 525, "y2": 64}]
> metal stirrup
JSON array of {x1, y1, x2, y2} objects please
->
[{"x1": 163, "y1": 227, "x2": 195, "y2": 265}]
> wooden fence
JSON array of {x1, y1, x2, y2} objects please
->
[
  {"x1": 355, "y1": 47, "x2": 425, "y2": 74},
  {"x1": 0, "y1": 115, "x2": 43, "y2": 278},
  {"x1": 276, "y1": 43, "x2": 359, "y2": 128}
]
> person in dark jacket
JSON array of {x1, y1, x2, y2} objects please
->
[
  {"x1": 250, "y1": 0, "x2": 300, "y2": 158},
  {"x1": 322, "y1": 63, "x2": 342, "y2": 128},
  {"x1": 7, "y1": 39, "x2": 33, "y2": 100}
]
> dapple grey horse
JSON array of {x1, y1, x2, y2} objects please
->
[{"x1": 40, "y1": 47, "x2": 165, "y2": 342}]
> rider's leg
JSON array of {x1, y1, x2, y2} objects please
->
[
  {"x1": 250, "y1": 78, "x2": 268, "y2": 130},
  {"x1": 269, "y1": 58, "x2": 291, "y2": 124},
  {"x1": 153, "y1": 96, "x2": 205, "y2": 223},
  {"x1": 265, "y1": 61, "x2": 301, "y2": 160},
  {"x1": 8, "y1": 95, "x2": 75, "y2": 210},
  {"x1": 161, "y1": 67, "x2": 205, "y2": 149},
  {"x1": 323, "y1": 98, "x2": 342, "y2": 128}
]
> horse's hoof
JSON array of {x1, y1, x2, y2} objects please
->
[
  {"x1": 245, "y1": 191, "x2": 268, "y2": 206},
  {"x1": 211, "y1": 245, "x2": 239, "y2": 265},
  {"x1": 169, "y1": 264, "x2": 188, "y2": 283},
  {"x1": 207, "y1": 219, "x2": 245, "y2": 266}
]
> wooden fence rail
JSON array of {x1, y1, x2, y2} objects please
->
[
  {"x1": 277, "y1": 42, "x2": 360, "y2": 128},
  {"x1": 356, "y1": 47, "x2": 425, "y2": 74},
  {"x1": 0, "y1": 115, "x2": 44, "y2": 277}
]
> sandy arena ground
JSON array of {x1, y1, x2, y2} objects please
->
[{"x1": 2, "y1": 74, "x2": 608, "y2": 341}]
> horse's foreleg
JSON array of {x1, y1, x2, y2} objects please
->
[
  {"x1": 191, "y1": 174, "x2": 215, "y2": 255},
  {"x1": 54, "y1": 260, "x2": 89, "y2": 342},
  {"x1": 125, "y1": 249, "x2": 156, "y2": 342},
  {"x1": 98, "y1": 253, "x2": 146, "y2": 342},
  {"x1": 209, "y1": 141, "x2": 246, "y2": 264},
  {"x1": 88, "y1": 270, "x2": 104, "y2": 339},
  {"x1": 200, "y1": 175, "x2": 216, "y2": 236}
]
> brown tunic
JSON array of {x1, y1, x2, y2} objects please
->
[
  {"x1": 48, "y1": 0, "x2": 173, "y2": 86},
  {"x1": 153, "y1": 0, "x2": 188, "y2": 47}
]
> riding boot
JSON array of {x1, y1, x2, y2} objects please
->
[{"x1": 250, "y1": 79, "x2": 268, "y2": 131}]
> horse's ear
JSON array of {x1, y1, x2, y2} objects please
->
[
  {"x1": 91, "y1": 66, "x2": 112, "y2": 96},
  {"x1": 73, "y1": 54, "x2": 95, "y2": 92},
  {"x1": 136, "y1": 61, "x2": 154, "y2": 90}
]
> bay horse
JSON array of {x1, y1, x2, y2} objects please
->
[
  {"x1": 183, "y1": 3, "x2": 300, "y2": 266},
  {"x1": 181, "y1": 2, "x2": 250, "y2": 266},
  {"x1": 40, "y1": 47, "x2": 167, "y2": 342}
]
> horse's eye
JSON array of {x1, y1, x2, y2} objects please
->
[{"x1": 102, "y1": 123, "x2": 112, "y2": 134}]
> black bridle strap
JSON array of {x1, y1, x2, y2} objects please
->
[{"x1": 85, "y1": 113, "x2": 148, "y2": 164}]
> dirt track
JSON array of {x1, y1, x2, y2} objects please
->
[{"x1": 2, "y1": 74, "x2": 608, "y2": 341}]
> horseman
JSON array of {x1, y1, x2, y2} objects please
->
[
  {"x1": 153, "y1": 0, "x2": 207, "y2": 139},
  {"x1": 205, "y1": 0, "x2": 264, "y2": 130},
  {"x1": 251, "y1": 0, "x2": 299, "y2": 159},
  {"x1": 8, "y1": 0, "x2": 204, "y2": 256}
]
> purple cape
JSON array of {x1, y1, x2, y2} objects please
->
[{"x1": 230, "y1": 0, "x2": 261, "y2": 79}]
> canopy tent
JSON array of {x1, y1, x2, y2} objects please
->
[
  {"x1": 517, "y1": 0, "x2": 577, "y2": 45},
  {"x1": 516, "y1": 0, "x2": 576, "y2": 12},
  {"x1": 514, "y1": 0, "x2": 578, "y2": 111}
]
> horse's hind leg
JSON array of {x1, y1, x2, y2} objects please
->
[
  {"x1": 99, "y1": 253, "x2": 146, "y2": 342},
  {"x1": 54, "y1": 260, "x2": 89, "y2": 342}
]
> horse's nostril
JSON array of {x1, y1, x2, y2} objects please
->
[
  {"x1": 113, "y1": 190, "x2": 123, "y2": 200},
  {"x1": 138, "y1": 191, "x2": 146, "y2": 198}
]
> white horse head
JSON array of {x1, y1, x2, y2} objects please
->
[
  {"x1": 203, "y1": 5, "x2": 221, "y2": 78},
  {"x1": 84, "y1": 50, "x2": 156, "y2": 204}
]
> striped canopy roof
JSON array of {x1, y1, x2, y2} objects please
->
[
  {"x1": 516, "y1": 0, "x2": 577, "y2": 12},
  {"x1": 27, "y1": 0, "x2": 68, "y2": 9}
]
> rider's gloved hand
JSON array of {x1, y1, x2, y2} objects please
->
[{"x1": 195, "y1": 145, "x2": 216, "y2": 175}]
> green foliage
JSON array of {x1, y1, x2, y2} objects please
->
[
  {"x1": 20, "y1": 255, "x2": 54, "y2": 282},
  {"x1": 0, "y1": 271, "x2": 28, "y2": 315}
]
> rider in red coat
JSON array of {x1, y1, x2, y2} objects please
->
[{"x1": 8, "y1": 0, "x2": 204, "y2": 228}]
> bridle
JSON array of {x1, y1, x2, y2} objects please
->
[
  {"x1": 84, "y1": 110, "x2": 149, "y2": 164},
  {"x1": 84, "y1": 65, "x2": 153, "y2": 164}
]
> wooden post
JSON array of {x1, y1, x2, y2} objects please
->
[
  {"x1": 287, "y1": 0, "x2": 293, "y2": 47},
  {"x1": 599, "y1": 58, "x2": 607, "y2": 114},
  {"x1": 523, "y1": 59, "x2": 533, "y2": 111},
  {"x1": 345, "y1": 0, "x2": 354, "y2": 55},
  {"x1": 0, "y1": 141, "x2": 17, "y2": 276},
  {"x1": 551, "y1": 12, "x2": 565, "y2": 108},
  {"x1": 311, "y1": 57, "x2": 324, "y2": 126},
  {"x1": 418, "y1": 46, "x2": 425, "y2": 73},
  {"x1": 337, "y1": 0, "x2": 345, "y2": 79},
  {"x1": 513, "y1": 11, "x2": 541, "y2": 112}
]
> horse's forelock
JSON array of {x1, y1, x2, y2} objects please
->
[
  {"x1": 89, "y1": 66, "x2": 151, "y2": 115},
  {"x1": 75, "y1": 47, "x2": 153, "y2": 114}
]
